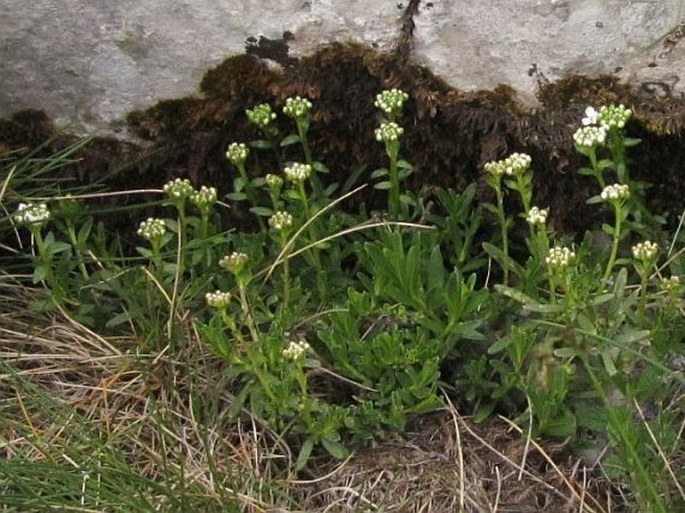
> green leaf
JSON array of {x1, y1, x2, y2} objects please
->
[
  {"x1": 473, "y1": 402, "x2": 495, "y2": 423},
  {"x1": 398, "y1": 168, "x2": 413, "y2": 180},
  {"x1": 76, "y1": 217, "x2": 93, "y2": 245},
  {"x1": 313, "y1": 161, "x2": 330, "y2": 173},
  {"x1": 48, "y1": 241, "x2": 73, "y2": 254},
  {"x1": 597, "y1": 158, "x2": 613, "y2": 169},
  {"x1": 586, "y1": 195, "x2": 603, "y2": 205},
  {"x1": 614, "y1": 329, "x2": 651, "y2": 345},
  {"x1": 280, "y1": 134, "x2": 301, "y2": 146},
  {"x1": 249, "y1": 139, "x2": 273, "y2": 150},
  {"x1": 554, "y1": 347, "x2": 579, "y2": 358},
  {"x1": 295, "y1": 437, "x2": 315, "y2": 471},
  {"x1": 226, "y1": 192, "x2": 247, "y2": 201},
  {"x1": 249, "y1": 206, "x2": 274, "y2": 217},
  {"x1": 541, "y1": 408, "x2": 576, "y2": 437},
  {"x1": 374, "y1": 181, "x2": 391, "y2": 190},
  {"x1": 488, "y1": 336, "x2": 513, "y2": 354},
  {"x1": 371, "y1": 168, "x2": 389, "y2": 179},
  {"x1": 105, "y1": 311, "x2": 131, "y2": 328},
  {"x1": 32, "y1": 265, "x2": 49, "y2": 284},
  {"x1": 426, "y1": 246, "x2": 446, "y2": 294},
  {"x1": 321, "y1": 437, "x2": 348, "y2": 460},
  {"x1": 601, "y1": 223, "x2": 615, "y2": 235},
  {"x1": 396, "y1": 159, "x2": 413, "y2": 170},
  {"x1": 601, "y1": 351, "x2": 618, "y2": 376},
  {"x1": 482, "y1": 242, "x2": 524, "y2": 279},
  {"x1": 589, "y1": 293, "x2": 615, "y2": 306},
  {"x1": 623, "y1": 137, "x2": 641, "y2": 147},
  {"x1": 522, "y1": 302, "x2": 565, "y2": 314}
]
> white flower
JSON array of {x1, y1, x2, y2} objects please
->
[
  {"x1": 374, "y1": 89, "x2": 409, "y2": 116},
  {"x1": 375, "y1": 121, "x2": 404, "y2": 143},
  {"x1": 164, "y1": 178, "x2": 195, "y2": 200},
  {"x1": 14, "y1": 202, "x2": 50, "y2": 225},
  {"x1": 282, "y1": 339, "x2": 310, "y2": 360},
  {"x1": 284, "y1": 162, "x2": 312, "y2": 182},
  {"x1": 573, "y1": 125, "x2": 608, "y2": 148},
  {"x1": 485, "y1": 153, "x2": 532, "y2": 177},
  {"x1": 582, "y1": 106, "x2": 599, "y2": 126},
  {"x1": 661, "y1": 275, "x2": 680, "y2": 293},
  {"x1": 632, "y1": 240, "x2": 658, "y2": 261},
  {"x1": 265, "y1": 173, "x2": 283, "y2": 188},
  {"x1": 526, "y1": 206, "x2": 549, "y2": 225},
  {"x1": 205, "y1": 290, "x2": 232, "y2": 308},
  {"x1": 546, "y1": 246, "x2": 576, "y2": 268},
  {"x1": 246, "y1": 104, "x2": 277, "y2": 128},
  {"x1": 282, "y1": 96, "x2": 313, "y2": 119},
  {"x1": 600, "y1": 183, "x2": 630, "y2": 201},
  {"x1": 219, "y1": 251, "x2": 249, "y2": 274},
  {"x1": 190, "y1": 185, "x2": 217, "y2": 209},
  {"x1": 137, "y1": 218, "x2": 166, "y2": 241},
  {"x1": 598, "y1": 104, "x2": 632, "y2": 129},
  {"x1": 268, "y1": 211, "x2": 293, "y2": 231},
  {"x1": 226, "y1": 142, "x2": 249, "y2": 166}
]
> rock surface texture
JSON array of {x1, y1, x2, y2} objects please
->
[{"x1": 1, "y1": 0, "x2": 683, "y2": 135}]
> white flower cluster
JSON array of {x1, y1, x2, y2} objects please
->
[
  {"x1": 164, "y1": 178, "x2": 195, "y2": 200},
  {"x1": 282, "y1": 339, "x2": 310, "y2": 360},
  {"x1": 600, "y1": 183, "x2": 630, "y2": 201},
  {"x1": 205, "y1": 290, "x2": 232, "y2": 308},
  {"x1": 137, "y1": 217, "x2": 166, "y2": 241},
  {"x1": 526, "y1": 206, "x2": 549, "y2": 225},
  {"x1": 375, "y1": 121, "x2": 404, "y2": 143},
  {"x1": 661, "y1": 275, "x2": 680, "y2": 293},
  {"x1": 546, "y1": 246, "x2": 576, "y2": 268},
  {"x1": 284, "y1": 162, "x2": 312, "y2": 182},
  {"x1": 265, "y1": 173, "x2": 283, "y2": 188},
  {"x1": 219, "y1": 251, "x2": 249, "y2": 274},
  {"x1": 573, "y1": 125, "x2": 608, "y2": 148},
  {"x1": 14, "y1": 202, "x2": 50, "y2": 225},
  {"x1": 374, "y1": 88, "x2": 409, "y2": 116},
  {"x1": 632, "y1": 240, "x2": 658, "y2": 261},
  {"x1": 282, "y1": 96, "x2": 312, "y2": 119},
  {"x1": 484, "y1": 152, "x2": 532, "y2": 177},
  {"x1": 246, "y1": 104, "x2": 276, "y2": 128},
  {"x1": 191, "y1": 185, "x2": 217, "y2": 208},
  {"x1": 269, "y1": 211, "x2": 293, "y2": 231},
  {"x1": 580, "y1": 104, "x2": 632, "y2": 130},
  {"x1": 598, "y1": 104, "x2": 632, "y2": 129},
  {"x1": 226, "y1": 142, "x2": 249, "y2": 166}
]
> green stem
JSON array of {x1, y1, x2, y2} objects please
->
[
  {"x1": 389, "y1": 153, "x2": 400, "y2": 220},
  {"x1": 603, "y1": 204, "x2": 622, "y2": 281},
  {"x1": 548, "y1": 275, "x2": 557, "y2": 304},
  {"x1": 588, "y1": 148, "x2": 606, "y2": 189},
  {"x1": 238, "y1": 282, "x2": 260, "y2": 343},
  {"x1": 516, "y1": 174, "x2": 531, "y2": 215},
  {"x1": 608, "y1": 130, "x2": 627, "y2": 183},
  {"x1": 168, "y1": 210, "x2": 186, "y2": 341},
  {"x1": 496, "y1": 187, "x2": 510, "y2": 285},
  {"x1": 280, "y1": 233, "x2": 290, "y2": 310},
  {"x1": 297, "y1": 121, "x2": 323, "y2": 196}
]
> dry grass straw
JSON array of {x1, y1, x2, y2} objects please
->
[
  {"x1": 0, "y1": 276, "x2": 299, "y2": 511},
  {"x1": 295, "y1": 398, "x2": 621, "y2": 513}
]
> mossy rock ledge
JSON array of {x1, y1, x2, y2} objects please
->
[{"x1": 2, "y1": 43, "x2": 684, "y2": 236}]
